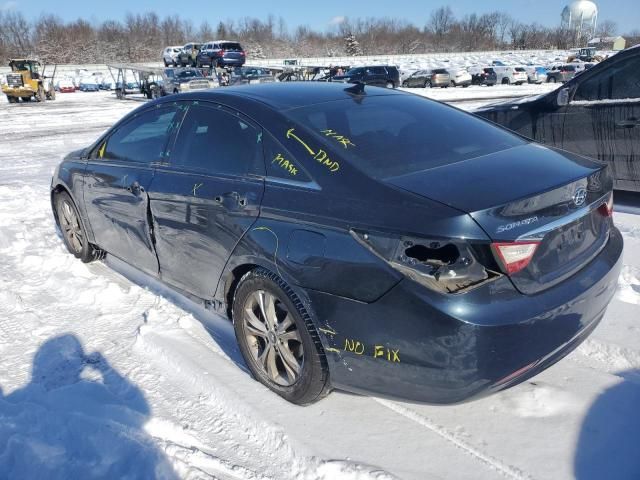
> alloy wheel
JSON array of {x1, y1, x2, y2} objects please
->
[
  {"x1": 242, "y1": 289, "x2": 304, "y2": 386},
  {"x1": 58, "y1": 200, "x2": 84, "y2": 253}
]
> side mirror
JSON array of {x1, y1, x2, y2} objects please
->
[{"x1": 557, "y1": 87, "x2": 570, "y2": 107}]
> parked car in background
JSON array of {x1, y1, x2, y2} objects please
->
[
  {"x1": 197, "y1": 41, "x2": 247, "y2": 68},
  {"x1": 163, "y1": 46, "x2": 182, "y2": 66},
  {"x1": 546, "y1": 64, "x2": 577, "y2": 83},
  {"x1": 79, "y1": 78, "x2": 100, "y2": 92},
  {"x1": 56, "y1": 79, "x2": 75, "y2": 93},
  {"x1": 331, "y1": 65, "x2": 400, "y2": 88},
  {"x1": 428, "y1": 68, "x2": 451, "y2": 88},
  {"x1": 447, "y1": 68, "x2": 471, "y2": 87},
  {"x1": 177, "y1": 43, "x2": 202, "y2": 67},
  {"x1": 471, "y1": 67, "x2": 497, "y2": 86},
  {"x1": 100, "y1": 79, "x2": 113, "y2": 90},
  {"x1": 51, "y1": 82, "x2": 622, "y2": 406},
  {"x1": 493, "y1": 66, "x2": 527, "y2": 85},
  {"x1": 156, "y1": 67, "x2": 218, "y2": 95},
  {"x1": 401, "y1": 70, "x2": 432, "y2": 88},
  {"x1": 475, "y1": 45, "x2": 640, "y2": 192},
  {"x1": 525, "y1": 66, "x2": 548, "y2": 84},
  {"x1": 227, "y1": 67, "x2": 274, "y2": 86}
]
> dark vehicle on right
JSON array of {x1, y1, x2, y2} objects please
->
[
  {"x1": 471, "y1": 67, "x2": 497, "y2": 86},
  {"x1": 177, "y1": 43, "x2": 202, "y2": 67},
  {"x1": 546, "y1": 64, "x2": 577, "y2": 83},
  {"x1": 402, "y1": 70, "x2": 432, "y2": 88},
  {"x1": 475, "y1": 46, "x2": 640, "y2": 192},
  {"x1": 197, "y1": 41, "x2": 246, "y2": 68},
  {"x1": 331, "y1": 65, "x2": 400, "y2": 88}
]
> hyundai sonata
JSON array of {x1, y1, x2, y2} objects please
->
[{"x1": 51, "y1": 82, "x2": 623, "y2": 405}]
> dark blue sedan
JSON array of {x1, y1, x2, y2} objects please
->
[{"x1": 51, "y1": 83, "x2": 623, "y2": 405}]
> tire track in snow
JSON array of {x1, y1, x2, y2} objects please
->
[{"x1": 375, "y1": 399, "x2": 536, "y2": 480}]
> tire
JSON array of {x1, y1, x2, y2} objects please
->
[
  {"x1": 232, "y1": 268, "x2": 329, "y2": 405},
  {"x1": 548, "y1": 77, "x2": 557, "y2": 83},
  {"x1": 173, "y1": 89, "x2": 179, "y2": 95},
  {"x1": 164, "y1": 59, "x2": 169, "y2": 67},
  {"x1": 54, "y1": 191, "x2": 100, "y2": 263},
  {"x1": 6, "y1": 95, "x2": 16, "y2": 103},
  {"x1": 385, "y1": 81, "x2": 394, "y2": 89},
  {"x1": 23, "y1": 96, "x2": 31, "y2": 102},
  {"x1": 450, "y1": 81, "x2": 456, "y2": 87},
  {"x1": 424, "y1": 80, "x2": 431, "y2": 88},
  {"x1": 502, "y1": 78, "x2": 510, "y2": 85}
]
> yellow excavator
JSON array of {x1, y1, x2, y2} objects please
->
[{"x1": 2, "y1": 59, "x2": 57, "y2": 103}]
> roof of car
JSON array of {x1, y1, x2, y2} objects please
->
[{"x1": 183, "y1": 82, "x2": 405, "y2": 110}]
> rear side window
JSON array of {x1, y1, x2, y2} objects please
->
[
  {"x1": 287, "y1": 95, "x2": 525, "y2": 180},
  {"x1": 171, "y1": 103, "x2": 261, "y2": 176},
  {"x1": 101, "y1": 106, "x2": 180, "y2": 163},
  {"x1": 263, "y1": 133, "x2": 312, "y2": 182},
  {"x1": 371, "y1": 67, "x2": 386, "y2": 75},
  {"x1": 574, "y1": 56, "x2": 640, "y2": 101}
]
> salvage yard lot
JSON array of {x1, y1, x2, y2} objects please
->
[{"x1": 1, "y1": 88, "x2": 640, "y2": 480}]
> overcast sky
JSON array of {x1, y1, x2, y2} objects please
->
[{"x1": 1, "y1": 0, "x2": 637, "y2": 34}]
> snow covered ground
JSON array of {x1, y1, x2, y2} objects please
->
[{"x1": 1, "y1": 89, "x2": 640, "y2": 480}]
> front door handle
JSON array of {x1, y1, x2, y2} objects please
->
[{"x1": 616, "y1": 118, "x2": 640, "y2": 128}]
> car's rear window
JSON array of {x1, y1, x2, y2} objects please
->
[
  {"x1": 221, "y1": 42, "x2": 242, "y2": 51},
  {"x1": 432, "y1": 69, "x2": 447, "y2": 74},
  {"x1": 286, "y1": 95, "x2": 525, "y2": 180}
]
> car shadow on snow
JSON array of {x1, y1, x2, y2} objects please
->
[
  {"x1": 0, "y1": 334, "x2": 179, "y2": 479},
  {"x1": 574, "y1": 370, "x2": 640, "y2": 480}
]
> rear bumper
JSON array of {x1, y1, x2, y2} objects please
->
[{"x1": 310, "y1": 227, "x2": 623, "y2": 404}]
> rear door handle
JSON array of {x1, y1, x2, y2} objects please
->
[
  {"x1": 616, "y1": 118, "x2": 640, "y2": 128},
  {"x1": 126, "y1": 181, "x2": 143, "y2": 194}
]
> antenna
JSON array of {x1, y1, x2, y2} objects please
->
[{"x1": 344, "y1": 81, "x2": 366, "y2": 95}]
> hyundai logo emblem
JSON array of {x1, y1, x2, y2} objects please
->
[{"x1": 573, "y1": 187, "x2": 587, "y2": 207}]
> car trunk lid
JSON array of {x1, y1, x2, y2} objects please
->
[{"x1": 386, "y1": 144, "x2": 613, "y2": 294}]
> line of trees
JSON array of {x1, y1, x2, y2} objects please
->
[{"x1": 0, "y1": 7, "x2": 637, "y2": 64}]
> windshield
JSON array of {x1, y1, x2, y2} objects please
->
[
  {"x1": 286, "y1": 95, "x2": 525, "y2": 180},
  {"x1": 176, "y1": 70, "x2": 203, "y2": 79}
]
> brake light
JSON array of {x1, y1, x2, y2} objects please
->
[
  {"x1": 598, "y1": 194, "x2": 614, "y2": 217},
  {"x1": 216, "y1": 50, "x2": 225, "y2": 56},
  {"x1": 492, "y1": 241, "x2": 540, "y2": 275},
  {"x1": 240, "y1": 51, "x2": 246, "y2": 56}
]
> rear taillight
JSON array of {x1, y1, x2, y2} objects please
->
[
  {"x1": 240, "y1": 51, "x2": 246, "y2": 56},
  {"x1": 216, "y1": 50, "x2": 224, "y2": 56},
  {"x1": 492, "y1": 241, "x2": 540, "y2": 275},
  {"x1": 598, "y1": 194, "x2": 614, "y2": 217}
]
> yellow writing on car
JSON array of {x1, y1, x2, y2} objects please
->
[
  {"x1": 98, "y1": 142, "x2": 106, "y2": 158},
  {"x1": 340, "y1": 338, "x2": 401, "y2": 362},
  {"x1": 285, "y1": 128, "x2": 340, "y2": 173},
  {"x1": 320, "y1": 129, "x2": 356, "y2": 149},
  {"x1": 272, "y1": 153, "x2": 298, "y2": 176}
]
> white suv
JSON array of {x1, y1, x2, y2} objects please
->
[
  {"x1": 493, "y1": 66, "x2": 527, "y2": 85},
  {"x1": 162, "y1": 46, "x2": 183, "y2": 67},
  {"x1": 447, "y1": 68, "x2": 472, "y2": 87}
]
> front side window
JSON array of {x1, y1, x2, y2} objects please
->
[
  {"x1": 100, "y1": 106, "x2": 180, "y2": 163},
  {"x1": 574, "y1": 56, "x2": 640, "y2": 101},
  {"x1": 171, "y1": 103, "x2": 261, "y2": 176}
]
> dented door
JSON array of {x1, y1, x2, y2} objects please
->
[{"x1": 83, "y1": 104, "x2": 184, "y2": 276}]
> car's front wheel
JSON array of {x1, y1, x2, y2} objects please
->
[
  {"x1": 232, "y1": 268, "x2": 329, "y2": 405},
  {"x1": 54, "y1": 191, "x2": 101, "y2": 263}
]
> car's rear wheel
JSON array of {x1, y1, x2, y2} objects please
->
[
  {"x1": 548, "y1": 77, "x2": 556, "y2": 83},
  {"x1": 233, "y1": 268, "x2": 329, "y2": 405},
  {"x1": 424, "y1": 80, "x2": 431, "y2": 88},
  {"x1": 386, "y1": 81, "x2": 394, "y2": 89},
  {"x1": 54, "y1": 191, "x2": 101, "y2": 263},
  {"x1": 502, "y1": 78, "x2": 510, "y2": 85}
]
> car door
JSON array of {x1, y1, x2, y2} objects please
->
[
  {"x1": 558, "y1": 53, "x2": 640, "y2": 190},
  {"x1": 148, "y1": 101, "x2": 265, "y2": 298},
  {"x1": 83, "y1": 104, "x2": 184, "y2": 276}
]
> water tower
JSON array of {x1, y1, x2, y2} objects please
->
[{"x1": 562, "y1": 1, "x2": 598, "y2": 42}]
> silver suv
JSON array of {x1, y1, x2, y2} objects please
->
[{"x1": 162, "y1": 46, "x2": 182, "y2": 67}]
